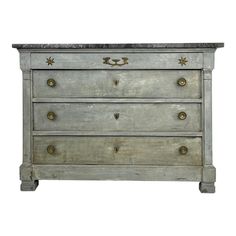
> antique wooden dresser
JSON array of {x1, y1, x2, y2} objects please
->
[{"x1": 13, "y1": 43, "x2": 223, "y2": 192}]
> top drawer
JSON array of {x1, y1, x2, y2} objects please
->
[{"x1": 31, "y1": 53, "x2": 203, "y2": 69}]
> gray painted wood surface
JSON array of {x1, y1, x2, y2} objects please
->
[
  {"x1": 33, "y1": 70, "x2": 201, "y2": 98},
  {"x1": 31, "y1": 53, "x2": 203, "y2": 69},
  {"x1": 33, "y1": 136, "x2": 202, "y2": 165},
  {"x1": 34, "y1": 103, "x2": 201, "y2": 132},
  {"x1": 13, "y1": 43, "x2": 223, "y2": 192},
  {"x1": 33, "y1": 165, "x2": 202, "y2": 181},
  {"x1": 32, "y1": 131, "x2": 203, "y2": 136}
]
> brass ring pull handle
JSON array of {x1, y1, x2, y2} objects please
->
[
  {"x1": 113, "y1": 79, "x2": 119, "y2": 86},
  {"x1": 103, "y1": 57, "x2": 128, "y2": 67},
  {"x1": 178, "y1": 111, "x2": 187, "y2": 120},
  {"x1": 47, "y1": 78, "x2": 56, "y2": 87},
  {"x1": 114, "y1": 146, "x2": 119, "y2": 153},
  {"x1": 177, "y1": 78, "x2": 187, "y2": 87},
  {"x1": 47, "y1": 111, "x2": 56, "y2": 121},
  {"x1": 114, "y1": 113, "x2": 120, "y2": 120},
  {"x1": 47, "y1": 145, "x2": 55, "y2": 155},
  {"x1": 179, "y1": 146, "x2": 188, "y2": 155}
]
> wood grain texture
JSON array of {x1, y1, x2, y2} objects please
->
[
  {"x1": 33, "y1": 70, "x2": 201, "y2": 98},
  {"x1": 32, "y1": 165, "x2": 202, "y2": 181},
  {"x1": 32, "y1": 131, "x2": 203, "y2": 136},
  {"x1": 32, "y1": 98, "x2": 202, "y2": 103},
  {"x1": 33, "y1": 136, "x2": 202, "y2": 165},
  {"x1": 31, "y1": 53, "x2": 203, "y2": 69},
  {"x1": 34, "y1": 103, "x2": 201, "y2": 132}
]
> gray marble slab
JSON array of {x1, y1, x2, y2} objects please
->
[{"x1": 12, "y1": 43, "x2": 224, "y2": 49}]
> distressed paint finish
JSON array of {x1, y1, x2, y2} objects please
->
[
  {"x1": 33, "y1": 165, "x2": 202, "y2": 181},
  {"x1": 33, "y1": 70, "x2": 201, "y2": 98},
  {"x1": 31, "y1": 53, "x2": 203, "y2": 69},
  {"x1": 34, "y1": 103, "x2": 201, "y2": 132},
  {"x1": 19, "y1": 52, "x2": 39, "y2": 191},
  {"x1": 33, "y1": 136, "x2": 202, "y2": 165},
  {"x1": 13, "y1": 43, "x2": 223, "y2": 192}
]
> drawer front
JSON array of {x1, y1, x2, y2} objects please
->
[
  {"x1": 33, "y1": 70, "x2": 201, "y2": 98},
  {"x1": 33, "y1": 136, "x2": 202, "y2": 165},
  {"x1": 34, "y1": 103, "x2": 201, "y2": 132},
  {"x1": 31, "y1": 53, "x2": 203, "y2": 69}
]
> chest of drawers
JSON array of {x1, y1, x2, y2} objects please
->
[{"x1": 13, "y1": 43, "x2": 223, "y2": 192}]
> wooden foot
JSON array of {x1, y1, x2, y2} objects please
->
[
  {"x1": 199, "y1": 182, "x2": 215, "y2": 193},
  {"x1": 21, "y1": 180, "x2": 39, "y2": 191}
]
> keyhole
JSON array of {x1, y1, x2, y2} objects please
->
[
  {"x1": 114, "y1": 113, "x2": 119, "y2": 120},
  {"x1": 114, "y1": 146, "x2": 119, "y2": 153},
  {"x1": 113, "y1": 79, "x2": 119, "y2": 86}
]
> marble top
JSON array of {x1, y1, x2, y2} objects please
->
[{"x1": 12, "y1": 43, "x2": 224, "y2": 49}]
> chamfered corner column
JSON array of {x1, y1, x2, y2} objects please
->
[
  {"x1": 19, "y1": 51, "x2": 39, "y2": 191},
  {"x1": 200, "y1": 52, "x2": 216, "y2": 193}
]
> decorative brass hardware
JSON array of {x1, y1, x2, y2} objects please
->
[
  {"x1": 113, "y1": 79, "x2": 119, "y2": 86},
  {"x1": 103, "y1": 57, "x2": 128, "y2": 67},
  {"x1": 178, "y1": 111, "x2": 187, "y2": 120},
  {"x1": 47, "y1": 111, "x2": 56, "y2": 121},
  {"x1": 47, "y1": 78, "x2": 56, "y2": 87},
  {"x1": 179, "y1": 146, "x2": 188, "y2": 155},
  {"x1": 114, "y1": 113, "x2": 120, "y2": 120},
  {"x1": 47, "y1": 145, "x2": 55, "y2": 155},
  {"x1": 177, "y1": 78, "x2": 187, "y2": 87},
  {"x1": 178, "y1": 57, "x2": 188, "y2": 66},
  {"x1": 114, "y1": 146, "x2": 119, "y2": 153},
  {"x1": 46, "y1": 57, "x2": 55, "y2": 66}
]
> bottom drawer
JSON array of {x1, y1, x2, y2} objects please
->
[{"x1": 33, "y1": 136, "x2": 202, "y2": 165}]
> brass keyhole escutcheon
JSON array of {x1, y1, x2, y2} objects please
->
[
  {"x1": 179, "y1": 146, "x2": 188, "y2": 155},
  {"x1": 177, "y1": 78, "x2": 187, "y2": 87},
  {"x1": 114, "y1": 113, "x2": 119, "y2": 120},
  {"x1": 113, "y1": 79, "x2": 119, "y2": 86},
  {"x1": 47, "y1": 145, "x2": 55, "y2": 155},
  {"x1": 114, "y1": 146, "x2": 119, "y2": 153},
  {"x1": 47, "y1": 78, "x2": 56, "y2": 87},
  {"x1": 47, "y1": 111, "x2": 56, "y2": 121},
  {"x1": 178, "y1": 111, "x2": 187, "y2": 120}
]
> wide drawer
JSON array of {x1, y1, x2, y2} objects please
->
[
  {"x1": 33, "y1": 70, "x2": 201, "y2": 98},
  {"x1": 31, "y1": 53, "x2": 203, "y2": 69},
  {"x1": 33, "y1": 136, "x2": 202, "y2": 165},
  {"x1": 34, "y1": 103, "x2": 201, "y2": 132}
]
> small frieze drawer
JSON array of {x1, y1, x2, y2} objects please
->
[
  {"x1": 33, "y1": 103, "x2": 201, "y2": 132},
  {"x1": 33, "y1": 70, "x2": 201, "y2": 98},
  {"x1": 33, "y1": 136, "x2": 202, "y2": 166},
  {"x1": 31, "y1": 53, "x2": 203, "y2": 69}
]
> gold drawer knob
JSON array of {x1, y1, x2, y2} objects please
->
[
  {"x1": 114, "y1": 113, "x2": 119, "y2": 120},
  {"x1": 47, "y1": 145, "x2": 55, "y2": 154},
  {"x1": 178, "y1": 111, "x2": 187, "y2": 120},
  {"x1": 47, "y1": 78, "x2": 56, "y2": 87},
  {"x1": 47, "y1": 111, "x2": 56, "y2": 120},
  {"x1": 177, "y1": 78, "x2": 187, "y2": 87},
  {"x1": 179, "y1": 146, "x2": 188, "y2": 155}
]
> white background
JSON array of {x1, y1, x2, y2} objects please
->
[{"x1": 0, "y1": 0, "x2": 235, "y2": 235}]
